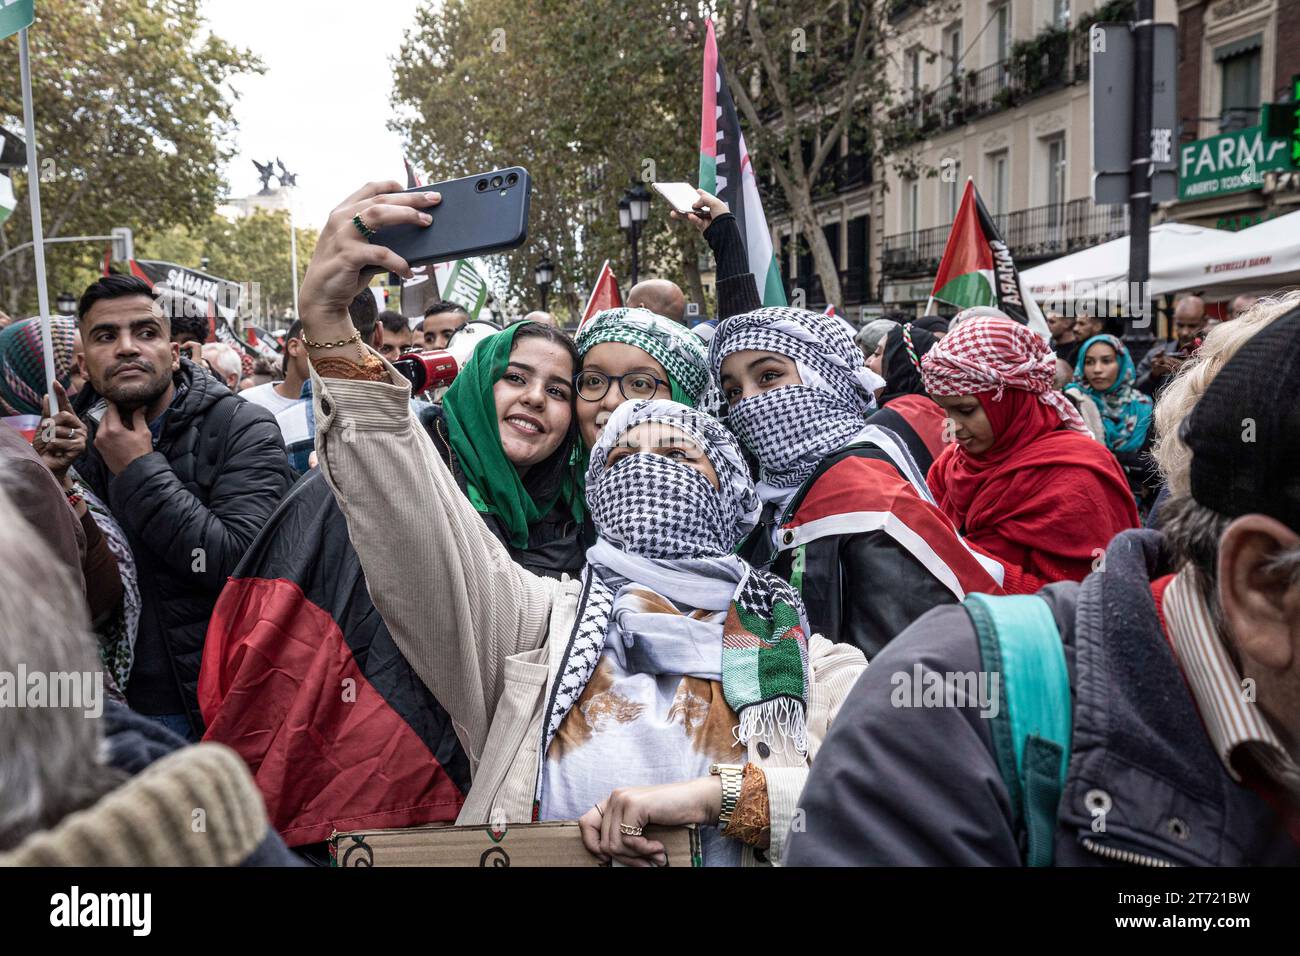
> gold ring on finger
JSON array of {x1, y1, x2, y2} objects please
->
[{"x1": 619, "y1": 823, "x2": 643, "y2": 837}]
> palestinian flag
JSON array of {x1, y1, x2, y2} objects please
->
[
  {"x1": 578, "y1": 259, "x2": 622, "y2": 329},
  {"x1": 0, "y1": 172, "x2": 15, "y2": 227},
  {"x1": 699, "y1": 19, "x2": 786, "y2": 307},
  {"x1": 931, "y1": 180, "x2": 1050, "y2": 337},
  {"x1": 199, "y1": 471, "x2": 469, "y2": 846}
]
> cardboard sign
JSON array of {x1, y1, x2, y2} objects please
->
[{"x1": 330, "y1": 821, "x2": 702, "y2": 868}]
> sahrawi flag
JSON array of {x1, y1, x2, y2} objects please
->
[
  {"x1": 432, "y1": 259, "x2": 490, "y2": 320},
  {"x1": 931, "y1": 180, "x2": 1050, "y2": 338},
  {"x1": 699, "y1": 19, "x2": 785, "y2": 307}
]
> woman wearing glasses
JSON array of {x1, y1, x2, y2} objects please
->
[{"x1": 572, "y1": 307, "x2": 712, "y2": 461}]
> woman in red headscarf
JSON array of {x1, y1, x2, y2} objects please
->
[{"x1": 920, "y1": 313, "x2": 1138, "y2": 593}]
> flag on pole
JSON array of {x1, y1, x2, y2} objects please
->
[
  {"x1": 578, "y1": 260, "x2": 622, "y2": 329},
  {"x1": 432, "y1": 259, "x2": 491, "y2": 320},
  {"x1": 930, "y1": 180, "x2": 1050, "y2": 337},
  {"x1": 404, "y1": 156, "x2": 424, "y2": 189},
  {"x1": 699, "y1": 19, "x2": 785, "y2": 308},
  {"x1": 0, "y1": 173, "x2": 15, "y2": 226}
]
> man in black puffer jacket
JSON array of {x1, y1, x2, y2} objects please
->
[{"x1": 72, "y1": 275, "x2": 293, "y2": 740}]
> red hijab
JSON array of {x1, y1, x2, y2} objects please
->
[{"x1": 927, "y1": 386, "x2": 1139, "y2": 584}]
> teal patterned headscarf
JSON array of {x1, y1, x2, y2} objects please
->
[
  {"x1": 1072, "y1": 334, "x2": 1153, "y2": 454},
  {"x1": 574, "y1": 308, "x2": 709, "y2": 407}
]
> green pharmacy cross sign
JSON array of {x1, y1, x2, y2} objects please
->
[
  {"x1": 0, "y1": 0, "x2": 34, "y2": 41},
  {"x1": 1177, "y1": 124, "x2": 1292, "y2": 201},
  {"x1": 1261, "y1": 75, "x2": 1300, "y2": 170}
]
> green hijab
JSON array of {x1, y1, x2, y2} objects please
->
[{"x1": 442, "y1": 322, "x2": 585, "y2": 549}]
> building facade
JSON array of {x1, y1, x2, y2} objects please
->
[
  {"x1": 1170, "y1": 0, "x2": 1300, "y2": 231},
  {"x1": 876, "y1": 0, "x2": 1189, "y2": 314}
]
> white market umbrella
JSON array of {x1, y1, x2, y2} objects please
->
[
  {"x1": 1021, "y1": 222, "x2": 1221, "y2": 307},
  {"x1": 1158, "y1": 208, "x2": 1300, "y2": 300}
]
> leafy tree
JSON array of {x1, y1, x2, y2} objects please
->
[
  {"x1": 0, "y1": 0, "x2": 262, "y2": 315},
  {"x1": 391, "y1": 0, "x2": 709, "y2": 319},
  {"x1": 712, "y1": 0, "x2": 946, "y2": 309}
]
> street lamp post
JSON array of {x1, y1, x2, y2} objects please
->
[
  {"x1": 618, "y1": 184, "x2": 652, "y2": 286},
  {"x1": 534, "y1": 256, "x2": 555, "y2": 312}
]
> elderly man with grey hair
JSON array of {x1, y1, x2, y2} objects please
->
[
  {"x1": 202, "y1": 341, "x2": 243, "y2": 391},
  {"x1": 0, "y1": 485, "x2": 302, "y2": 865}
]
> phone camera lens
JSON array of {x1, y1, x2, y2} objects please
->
[
  {"x1": 491, "y1": 175, "x2": 503, "y2": 189},
  {"x1": 476, "y1": 179, "x2": 488, "y2": 192},
  {"x1": 506, "y1": 172, "x2": 518, "y2": 186}
]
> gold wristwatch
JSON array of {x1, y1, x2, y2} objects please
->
[{"x1": 710, "y1": 763, "x2": 745, "y2": 829}]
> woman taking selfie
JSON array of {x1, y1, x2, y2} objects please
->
[
  {"x1": 296, "y1": 182, "x2": 865, "y2": 866},
  {"x1": 709, "y1": 306, "x2": 1004, "y2": 657},
  {"x1": 420, "y1": 320, "x2": 589, "y2": 579}
]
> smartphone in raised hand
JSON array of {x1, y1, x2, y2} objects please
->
[
  {"x1": 368, "y1": 167, "x2": 531, "y2": 271},
  {"x1": 652, "y1": 182, "x2": 708, "y2": 217}
]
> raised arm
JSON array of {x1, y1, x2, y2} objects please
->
[{"x1": 299, "y1": 181, "x2": 560, "y2": 761}]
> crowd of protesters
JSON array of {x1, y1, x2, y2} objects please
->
[{"x1": 0, "y1": 181, "x2": 1296, "y2": 868}]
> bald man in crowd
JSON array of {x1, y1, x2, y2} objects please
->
[
  {"x1": 626, "y1": 278, "x2": 687, "y2": 324},
  {"x1": 521, "y1": 310, "x2": 559, "y2": 328},
  {"x1": 1135, "y1": 294, "x2": 1208, "y2": 396},
  {"x1": 1230, "y1": 293, "x2": 1258, "y2": 319}
]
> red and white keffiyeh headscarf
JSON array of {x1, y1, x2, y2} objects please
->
[{"x1": 920, "y1": 314, "x2": 1088, "y2": 434}]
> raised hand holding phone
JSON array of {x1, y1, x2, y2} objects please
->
[
  {"x1": 297, "y1": 182, "x2": 438, "y2": 353},
  {"x1": 667, "y1": 187, "x2": 729, "y2": 234}
]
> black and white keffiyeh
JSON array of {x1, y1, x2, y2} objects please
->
[
  {"x1": 537, "y1": 400, "x2": 813, "y2": 834},
  {"x1": 709, "y1": 307, "x2": 931, "y2": 511}
]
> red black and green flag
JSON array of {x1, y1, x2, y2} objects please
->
[
  {"x1": 930, "y1": 180, "x2": 1050, "y2": 336},
  {"x1": 199, "y1": 471, "x2": 469, "y2": 846}
]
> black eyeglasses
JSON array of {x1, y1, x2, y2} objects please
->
[{"x1": 574, "y1": 370, "x2": 670, "y2": 402}]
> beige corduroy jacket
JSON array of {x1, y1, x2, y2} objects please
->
[{"x1": 311, "y1": 354, "x2": 867, "y2": 865}]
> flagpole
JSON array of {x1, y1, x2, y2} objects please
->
[
  {"x1": 923, "y1": 296, "x2": 935, "y2": 316},
  {"x1": 18, "y1": 27, "x2": 56, "y2": 414},
  {"x1": 287, "y1": 185, "x2": 300, "y2": 319}
]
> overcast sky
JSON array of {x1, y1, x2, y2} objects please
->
[{"x1": 205, "y1": 0, "x2": 428, "y2": 229}]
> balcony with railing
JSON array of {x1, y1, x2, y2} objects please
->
[
  {"x1": 882, "y1": 198, "x2": 1130, "y2": 278},
  {"x1": 887, "y1": 27, "x2": 1091, "y2": 143}
]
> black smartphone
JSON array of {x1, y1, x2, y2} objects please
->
[{"x1": 368, "y1": 167, "x2": 531, "y2": 270}]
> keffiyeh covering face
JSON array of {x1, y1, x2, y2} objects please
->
[
  {"x1": 585, "y1": 399, "x2": 759, "y2": 557},
  {"x1": 920, "y1": 315, "x2": 1089, "y2": 434},
  {"x1": 541, "y1": 399, "x2": 810, "y2": 838},
  {"x1": 0, "y1": 316, "x2": 76, "y2": 416},
  {"x1": 1071, "y1": 334, "x2": 1153, "y2": 454},
  {"x1": 708, "y1": 307, "x2": 888, "y2": 502},
  {"x1": 574, "y1": 307, "x2": 710, "y2": 407}
]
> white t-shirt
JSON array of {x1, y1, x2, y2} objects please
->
[{"x1": 240, "y1": 381, "x2": 304, "y2": 417}]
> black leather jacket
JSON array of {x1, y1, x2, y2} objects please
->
[{"x1": 739, "y1": 445, "x2": 958, "y2": 659}]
